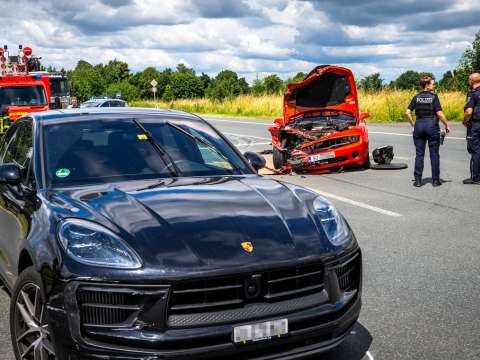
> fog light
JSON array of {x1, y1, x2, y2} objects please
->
[{"x1": 352, "y1": 151, "x2": 359, "y2": 158}]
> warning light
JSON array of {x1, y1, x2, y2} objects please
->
[{"x1": 23, "y1": 47, "x2": 32, "y2": 57}]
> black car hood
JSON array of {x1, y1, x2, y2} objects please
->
[{"x1": 47, "y1": 176, "x2": 347, "y2": 275}]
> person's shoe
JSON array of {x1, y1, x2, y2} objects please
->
[
  {"x1": 432, "y1": 179, "x2": 442, "y2": 187},
  {"x1": 463, "y1": 178, "x2": 480, "y2": 185},
  {"x1": 413, "y1": 178, "x2": 422, "y2": 187}
]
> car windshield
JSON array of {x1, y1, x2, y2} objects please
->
[
  {"x1": 49, "y1": 78, "x2": 70, "y2": 97},
  {"x1": 43, "y1": 118, "x2": 251, "y2": 186},
  {"x1": 0, "y1": 85, "x2": 47, "y2": 106}
]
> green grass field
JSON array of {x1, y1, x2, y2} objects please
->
[{"x1": 131, "y1": 89, "x2": 466, "y2": 122}]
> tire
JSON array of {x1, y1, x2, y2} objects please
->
[
  {"x1": 10, "y1": 267, "x2": 56, "y2": 360},
  {"x1": 272, "y1": 147, "x2": 287, "y2": 169},
  {"x1": 362, "y1": 155, "x2": 371, "y2": 169}
]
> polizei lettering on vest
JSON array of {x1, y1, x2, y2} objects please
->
[{"x1": 417, "y1": 97, "x2": 433, "y2": 103}]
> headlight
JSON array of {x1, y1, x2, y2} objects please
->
[
  {"x1": 313, "y1": 197, "x2": 350, "y2": 246},
  {"x1": 58, "y1": 219, "x2": 142, "y2": 269}
]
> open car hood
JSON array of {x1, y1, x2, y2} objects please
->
[{"x1": 283, "y1": 65, "x2": 359, "y2": 125}]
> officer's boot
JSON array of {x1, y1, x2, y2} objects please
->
[{"x1": 413, "y1": 178, "x2": 422, "y2": 187}]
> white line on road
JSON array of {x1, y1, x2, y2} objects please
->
[
  {"x1": 223, "y1": 132, "x2": 271, "y2": 141},
  {"x1": 207, "y1": 118, "x2": 270, "y2": 126},
  {"x1": 370, "y1": 131, "x2": 465, "y2": 140},
  {"x1": 307, "y1": 187, "x2": 402, "y2": 217},
  {"x1": 365, "y1": 351, "x2": 375, "y2": 360},
  {"x1": 235, "y1": 142, "x2": 271, "y2": 147}
]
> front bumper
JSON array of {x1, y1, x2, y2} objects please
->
[
  {"x1": 48, "y1": 296, "x2": 360, "y2": 359},
  {"x1": 46, "y1": 250, "x2": 362, "y2": 359},
  {"x1": 290, "y1": 141, "x2": 369, "y2": 172}
]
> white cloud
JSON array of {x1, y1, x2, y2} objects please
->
[{"x1": 0, "y1": 0, "x2": 477, "y2": 82}]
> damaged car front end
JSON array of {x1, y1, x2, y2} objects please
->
[{"x1": 269, "y1": 65, "x2": 370, "y2": 173}]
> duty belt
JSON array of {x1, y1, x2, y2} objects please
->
[{"x1": 416, "y1": 117, "x2": 437, "y2": 121}]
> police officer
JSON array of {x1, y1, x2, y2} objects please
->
[
  {"x1": 463, "y1": 72, "x2": 480, "y2": 185},
  {"x1": 406, "y1": 76, "x2": 450, "y2": 187}
]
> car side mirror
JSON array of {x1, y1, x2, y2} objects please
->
[
  {"x1": 0, "y1": 163, "x2": 21, "y2": 185},
  {"x1": 359, "y1": 112, "x2": 370, "y2": 121},
  {"x1": 243, "y1": 152, "x2": 266, "y2": 172}
]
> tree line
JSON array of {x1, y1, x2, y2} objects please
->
[
  {"x1": 66, "y1": 31, "x2": 480, "y2": 102},
  {"x1": 67, "y1": 61, "x2": 305, "y2": 102}
]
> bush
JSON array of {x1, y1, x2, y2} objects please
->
[{"x1": 106, "y1": 81, "x2": 140, "y2": 102}]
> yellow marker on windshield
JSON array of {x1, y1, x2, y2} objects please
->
[{"x1": 137, "y1": 134, "x2": 148, "y2": 140}]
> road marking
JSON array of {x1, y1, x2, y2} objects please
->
[
  {"x1": 370, "y1": 131, "x2": 465, "y2": 140},
  {"x1": 223, "y1": 132, "x2": 271, "y2": 141},
  {"x1": 394, "y1": 156, "x2": 411, "y2": 160},
  {"x1": 365, "y1": 351, "x2": 374, "y2": 360},
  {"x1": 307, "y1": 187, "x2": 402, "y2": 217},
  {"x1": 235, "y1": 142, "x2": 271, "y2": 147},
  {"x1": 207, "y1": 118, "x2": 270, "y2": 126}
]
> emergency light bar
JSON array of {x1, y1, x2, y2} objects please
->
[{"x1": 0, "y1": 44, "x2": 34, "y2": 77}]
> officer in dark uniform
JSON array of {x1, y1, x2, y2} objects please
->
[
  {"x1": 463, "y1": 72, "x2": 480, "y2": 184},
  {"x1": 406, "y1": 76, "x2": 450, "y2": 187}
]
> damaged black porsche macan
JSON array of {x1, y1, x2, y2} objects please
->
[{"x1": 0, "y1": 108, "x2": 362, "y2": 359}]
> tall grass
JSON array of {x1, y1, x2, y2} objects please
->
[{"x1": 131, "y1": 89, "x2": 466, "y2": 122}]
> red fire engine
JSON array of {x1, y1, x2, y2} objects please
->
[{"x1": 0, "y1": 45, "x2": 50, "y2": 135}]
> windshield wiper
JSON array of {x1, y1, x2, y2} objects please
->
[
  {"x1": 132, "y1": 119, "x2": 181, "y2": 177},
  {"x1": 166, "y1": 122, "x2": 237, "y2": 172}
]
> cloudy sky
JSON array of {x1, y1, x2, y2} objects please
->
[{"x1": 1, "y1": 0, "x2": 478, "y2": 82}]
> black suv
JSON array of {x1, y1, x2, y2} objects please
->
[{"x1": 0, "y1": 108, "x2": 361, "y2": 359}]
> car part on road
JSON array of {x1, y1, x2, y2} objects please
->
[
  {"x1": 372, "y1": 146, "x2": 394, "y2": 165},
  {"x1": 370, "y1": 146, "x2": 408, "y2": 170}
]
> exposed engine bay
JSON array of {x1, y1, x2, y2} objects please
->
[{"x1": 278, "y1": 110, "x2": 358, "y2": 152}]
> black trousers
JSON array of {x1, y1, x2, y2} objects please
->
[
  {"x1": 413, "y1": 119, "x2": 440, "y2": 181},
  {"x1": 468, "y1": 121, "x2": 480, "y2": 181}
]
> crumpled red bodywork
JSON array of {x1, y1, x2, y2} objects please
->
[{"x1": 269, "y1": 65, "x2": 369, "y2": 173}]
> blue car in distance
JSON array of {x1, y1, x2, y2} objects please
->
[{"x1": 0, "y1": 108, "x2": 361, "y2": 359}]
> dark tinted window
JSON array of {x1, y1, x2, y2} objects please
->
[
  {"x1": 295, "y1": 73, "x2": 351, "y2": 108},
  {"x1": 43, "y1": 118, "x2": 250, "y2": 186},
  {"x1": 49, "y1": 78, "x2": 70, "y2": 97},
  {"x1": 0, "y1": 86, "x2": 47, "y2": 106},
  {"x1": 2, "y1": 121, "x2": 33, "y2": 182},
  {"x1": 109, "y1": 101, "x2": 125, "y2": 107},
  {"x1": 100, "y1": 101, "x2": 110, "y2": 107}
]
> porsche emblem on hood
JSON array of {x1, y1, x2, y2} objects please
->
[{"x1": 241, "y1": 242, "x2": 254, "y2": 253}]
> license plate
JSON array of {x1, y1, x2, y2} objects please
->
[
  {"x1": 307, "y1": 152, "x2": 335, "y2": 163},
  {"x1": 234, "y1": 319, "x2": 288, "y2": 344}
]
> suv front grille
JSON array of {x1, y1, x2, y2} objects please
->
[
  {"x1": 331, "y1": 251, "x2": 361, "y2": 292},
  {"x1": 77, "y1": 286, "x2": 169, "y2": 329},
  {"x1": 169, "y1": 262, "x2": 325, "y2": 315}
]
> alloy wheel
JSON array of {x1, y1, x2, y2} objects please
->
[{"x1": 13, "y1": 283, "x2": 55, "y2": 360}]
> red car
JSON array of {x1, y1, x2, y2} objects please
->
[{"x1": 269, "y1": 65, "x2": 370, "y2": 173}]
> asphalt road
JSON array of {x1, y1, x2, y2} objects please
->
[
  {"x1": 0, "y1": 118, "x2": 478, "y2": 359},
  {"x1": 204, "y1": 117, "x2": 480, "y2": 360}
]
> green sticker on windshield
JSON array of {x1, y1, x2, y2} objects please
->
[{"x1": 56, "y1": 168, "x2": 71, "y2": 178}]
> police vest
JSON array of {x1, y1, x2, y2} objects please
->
[
  {"x1": 414, "y1": 92, "x2": 436, "y2": 119},
  {"x1": 469, "y1": 89, "x2": 480, "y2": 121}
]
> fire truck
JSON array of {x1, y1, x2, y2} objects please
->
[
  {"x1": 0, "y1": 45, "x2": 51, "y2": 135},
  {"x1": 31, "y1": 71, "x2": 71, "y2": 109}
]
